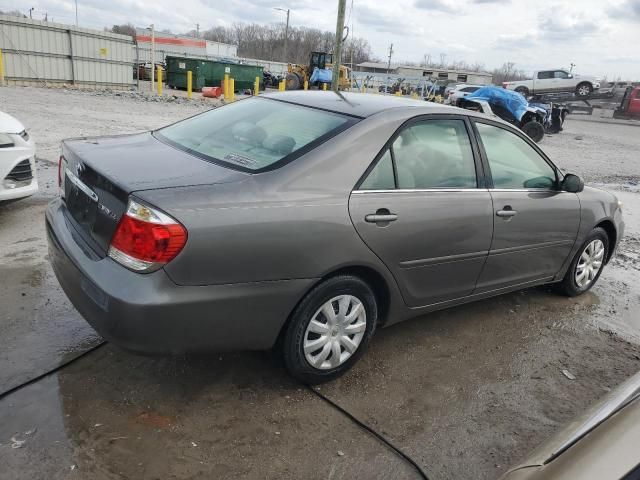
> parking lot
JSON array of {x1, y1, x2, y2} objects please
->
[{"x1": 1, "y1": 86, "x2": 640, "y2": 480}]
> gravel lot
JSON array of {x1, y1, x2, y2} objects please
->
[{"x1": 1, "y1": 86, "x2": 639, "y2": 480}]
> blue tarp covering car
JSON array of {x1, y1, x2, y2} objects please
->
[
  {"x1": 466, "y1": 86, "x2": 547, "y2": 122},
  {"x1": 459, "y1": 86, "x2": 551, "y2": 142}
]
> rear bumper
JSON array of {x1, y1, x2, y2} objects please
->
[{"x1": 46, "y1": 197, "x2": 315, "y2": 354}]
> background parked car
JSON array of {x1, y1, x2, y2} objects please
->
[
  {"x1": 0, "y1": 111, "x2": 37, "y2": 202},
  {"x1": 501, "y1": 370, "x2": 640, "y2": 479},
  {"x1": 446, "y1": 84, "x2": 482, "y2": 105}
]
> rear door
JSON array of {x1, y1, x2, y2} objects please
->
[
  {"x1": 349, "y1": 116, "x2": 493, "y2": 308},
  {"x1": 471, "y1": 120, "x2": 580, "y2": 292}
]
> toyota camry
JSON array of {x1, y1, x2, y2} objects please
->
[{"x1": 46, "y1": 91, "x2": 623, "y2": 383}]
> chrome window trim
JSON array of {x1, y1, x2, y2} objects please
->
[
  {"x1": 352, "y1": 188, "x2": 568, "y2": 194},
  {"x1": 352, "y1": 188, "x2": 486, "y2": 194},
  {"x1": 489, "y1": 188, "x2": 565, "y2": 193}
]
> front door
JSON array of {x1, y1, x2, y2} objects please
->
[
  {"x1": 472, "y1": 121, "x2": 580, "y2": 292},
  {"x1": 349, "y1": 117, "x2": 494, "y2": 307}
]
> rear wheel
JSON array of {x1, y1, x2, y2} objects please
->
[
  {"x1": 282, "y1": 275, "x2": 377, "y2": 384},
  {"x1": 522, "y1": 121, "x2": 545, "y2": 143},
  {"x1": 557, "y1": 228, "x2": 609, "y2": 297}
]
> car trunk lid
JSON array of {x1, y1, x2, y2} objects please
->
[{"x1": 61, "y1": 132, "x2": 247, "y2": 256}]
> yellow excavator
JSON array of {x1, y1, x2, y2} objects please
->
[{"x1": 285, "y1": 51, "x2": 351, "y2": 91}]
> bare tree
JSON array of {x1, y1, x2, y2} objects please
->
[
  {"x1": 110, "y1": 23, "x2": 136, "y2": 38},
  {"x1": 201, "y1": 22, "x2": 373, "y2": 65}
]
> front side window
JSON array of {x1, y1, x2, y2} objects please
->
[
  {"x1": 476, "y1": 123, "x2": 557, "y2": 189},
  {"x1": 554, "y1": 70, "x2": 569, "y2": 79},
  {"x1": 156, "y1": 98, "x2": 352, "y2": 172}
]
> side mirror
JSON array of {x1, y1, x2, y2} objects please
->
[
  {"x1": 567, "y1": 73, "x2": 573, "y2": 79},
  {"x1": 562, "y1": 173, "x2": 584, "y2": 193}
]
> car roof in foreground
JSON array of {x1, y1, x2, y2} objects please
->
[{"x1": 260, "y1": 90, "x2": 457, "y2": 118}]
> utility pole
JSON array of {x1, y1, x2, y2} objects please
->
[
  {"x1": 274, "y1": 8, "x2": 290, "y2": 63},
  {"x1": 331, "y1": 0, "x2": 346, "y2": 92},
  {"x1": 386, "y1": 43, "x2": 393, "y2": 73},
  {"x1": 74, "y1": 0, "x2": 78, "y2": 26},
  {"x1": 149, "y1": 24, "x2": 155, "y2": 91},
  {"x1": 196, "y1": 23, "x2": 199, "y2": 38}
]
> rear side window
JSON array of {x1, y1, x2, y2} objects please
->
[
  {"x1": 393, "y1": 120, "x2": 477, "y2": 189},
  {"x1": 537, "y1": 71, "x2": 553, "y2": 79},
  {"x1": 358, "y1": 119, "x2": 477, "y2": 190},
  {"x1": 476, "y1": 123, "x2": 557, "y2": 189},
  {"x1": 359, "y1": 150, "x2": 395, "y2": 190},
  {"x1": 156, "y1": 98, "x2": 352, "y2": 172}
]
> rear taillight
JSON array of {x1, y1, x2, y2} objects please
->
[
  {"x1": 58, "y1": 155, "x2": 67, "y2": 197},
  {"x1": 108, "y1": 198, "x2": 187, "y2": 273}
]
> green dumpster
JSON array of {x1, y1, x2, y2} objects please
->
[
  {"x1": 201, "y1": 61, "x2": 264, "y2": 92},
  {"x1": 165, "y1": 56, "x2": 206, "y2": 91}
]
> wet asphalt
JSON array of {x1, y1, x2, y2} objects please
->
[{"x1": 1, "y1": 89, "x2": 640, "y2": 479}]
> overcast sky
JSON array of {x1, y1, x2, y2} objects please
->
[{"x1": 4, "y1": 0, "x2": 639, "y2": 79}]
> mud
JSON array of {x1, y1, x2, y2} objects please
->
[{"x1": 1, "y1": 87, "x2": 639, "y2": 479}]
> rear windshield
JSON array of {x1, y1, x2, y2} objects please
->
[{"x1": 156, "y1": 97, "x2": 354, "y2": 172}]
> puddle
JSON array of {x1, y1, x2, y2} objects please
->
[{"x1": 0, "y1": 263, "x2": 102, "y2": 392}]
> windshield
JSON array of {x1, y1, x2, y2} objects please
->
[{"x1": 156, "y1": 97, "x2": 353, "y2": 172}]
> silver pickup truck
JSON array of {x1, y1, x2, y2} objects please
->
[{"x1": 503, "y1": 69, "x2": 600, "y2": 97}]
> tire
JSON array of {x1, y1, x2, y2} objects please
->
[
  {"x1": 282, "y1": 275, "x2": 378, "y2": 384},
  {"x1": 576, "y1": 82, "x2": 593, "y2": 97},
  {"x1": 515, "y1": 86, "x2": 530, "y2": 96},
  {"x1": 556, "y1": 228, "x2": 609, "y2": 297},
  {"x1": 521, "y1": 120, "x2": 545, "y2": 143},
  {"x1": 285, "y1": 72, "x2": 301, "y2": 90}
]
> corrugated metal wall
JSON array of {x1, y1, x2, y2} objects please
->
[{"x1": 0, "y1": 15, "x2": 134, "y2": 88}]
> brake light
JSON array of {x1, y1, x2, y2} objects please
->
[
  {"x1": 108, "y1": 199, "x2": 187, "y2": 272},
  {"x1": 58, "y1": 155, "x2": 67, "y2": 197},
  {"x1": 58, "y1": 156, "x2": 63, "y2": 187}
]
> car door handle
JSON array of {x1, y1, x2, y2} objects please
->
[
  {"x1": 365, "y1": 208, "x2": 398, "y2": 224},
  {"x1": 365, "y1": 214, "x2": 398, "y2": 223},
  {"x1": 496, "y1": 208, "x2": 518, "y2": 218}
]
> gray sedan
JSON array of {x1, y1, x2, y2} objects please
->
[{"x1": 46, "y1": 91, "x2": 623, "y2": 383}]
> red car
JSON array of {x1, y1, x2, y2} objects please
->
[{"x1": 614, "y1": 86, "x2": 640, "y2": 119}]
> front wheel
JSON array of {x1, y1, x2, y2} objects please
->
[
  {"x1": 556, "y1": 228, "x2": 609, "y2": 297},
  {"x1": 576, "y1": 82, "x2": 593, "y2": 97},
  {"x1": 522, "y1": 120, "x2": 545, "y2": 143},
  {"x1": 282, "y1": 275, "x2": 377, "y2": 384}
]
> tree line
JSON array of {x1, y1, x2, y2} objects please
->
[
  {"x1": 107, "y1": 21, "x2": 529, "y2": 82},
  {"x1": 197, "y1": 23, "x2": 374, "y2": 66}
]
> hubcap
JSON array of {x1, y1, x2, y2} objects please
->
[
  {"x1": 575, "y1": 239, "x2": 605, "y2": 288},
  {"x1": 303, "y1": 295, "x2": 367, "y2": 370},
  {"x1": 578, "y1": 85, "x2": 589, "y2": 95}
]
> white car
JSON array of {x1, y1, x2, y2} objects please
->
[
  {"x1": 0, "y1": 111, "x2": 37, "y2": 202},
  {"x1": 447, "y1": 84, "x2": 481, "y2": 106}
]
